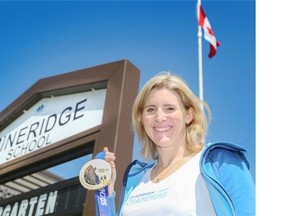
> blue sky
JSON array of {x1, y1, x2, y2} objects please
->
[{"x1": 0, "y1": 0, "x2": 255, "y2": 182}]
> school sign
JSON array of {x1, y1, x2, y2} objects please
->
[{"x1": 0, "y1": 60, "x2": 140, "y2": 216}]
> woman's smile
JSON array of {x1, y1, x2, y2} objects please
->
[{"x1": 154, "y1": 126, "x2": 172, "y2": 132}]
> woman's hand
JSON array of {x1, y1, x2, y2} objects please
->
[{"x1": 103, "y1": 147, "x2": 116, "y2": 195}]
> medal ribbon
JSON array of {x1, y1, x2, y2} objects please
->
[{"x1": 95, "y1": 151, "x2": 112, "y2": 216}]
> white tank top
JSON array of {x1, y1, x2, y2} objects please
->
[{"x1": 121, "y1": 152, "x2": 216, "y2": 216}]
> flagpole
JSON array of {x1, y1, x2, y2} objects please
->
[{"x1": 197, "y1": 0, "x2": 204, "y2": 103}]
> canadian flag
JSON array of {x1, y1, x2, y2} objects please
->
[{"x1": 197, "y1": 4, "x2": 220, "y2": 58}]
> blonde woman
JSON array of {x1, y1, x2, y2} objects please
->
[{"x1": 104, "y1": 72, "x2": 255, "y2": 216}]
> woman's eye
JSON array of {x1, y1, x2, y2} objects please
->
[
  {"x1": 146, "y1": 107, "x2": 155, "y2": 113},
  {"x1": 165, "y1": 107, "x2": 175, "y2": 112}
]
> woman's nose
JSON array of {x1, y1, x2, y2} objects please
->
[{"x1": 154, "y1": 110, "x2": 166, "y2": 122}]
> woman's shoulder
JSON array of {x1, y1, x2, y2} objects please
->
[
  {"x1": 203, "y1": 141, "x2": 247, "y2": 152},
  {"x1": 201, "y1": 141, "x2": 250, "y2": 169},
  {"x1": 123, "y1": 160, "x2": 154, "y2": 186}
]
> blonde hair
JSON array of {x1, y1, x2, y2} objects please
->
[{"x1": 132, "y1": 72, "x2": 211, "y2": 160}]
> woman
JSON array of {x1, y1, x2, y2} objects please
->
[{"x1": 104, "y1": 72, "x2": 255, "y2": 216}]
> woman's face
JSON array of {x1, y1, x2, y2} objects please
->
[{"x1": 141, "y1": 88, "x2": 193, "y2": 149}]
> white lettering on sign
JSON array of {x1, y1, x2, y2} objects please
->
[
  {"x1": 0, "y1": 89, "x2": 106, "y2": 164},
  {"x1": 0, "y1": 191, "x2": 58, "y2": 216}
]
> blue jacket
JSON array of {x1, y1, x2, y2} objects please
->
[{"x1": 106, "y1": 141, "x2": 255, "y2": 216}]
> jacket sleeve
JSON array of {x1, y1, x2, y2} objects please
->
[{"x1": 206, "y1": 142, "x2": 255, "y2": 216}]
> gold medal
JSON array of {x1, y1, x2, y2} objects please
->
[{"x1": 79, "y1": 159, "x2": 112, "y2": 190}]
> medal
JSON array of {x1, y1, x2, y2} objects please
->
[
  {"x1": 79, "y1": 158, "x2": 112, "y2": 190},
  {"x1": 79, "y1": 151, "x2": 113, "y2": 215}
]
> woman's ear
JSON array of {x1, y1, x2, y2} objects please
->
[{"x1": 186, "y1": 107, "x2": 194, "y2": 124}]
